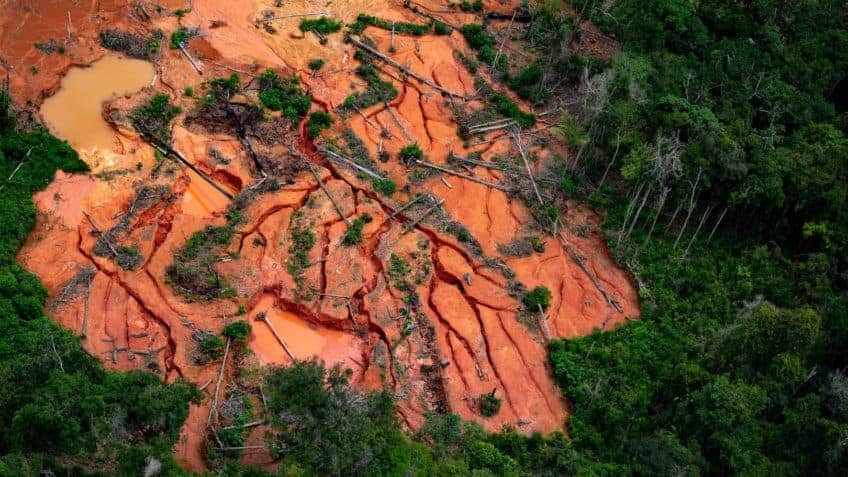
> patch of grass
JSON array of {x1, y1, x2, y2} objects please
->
[
  {"x1": 299, "y1": 17, "x2": 342, "y2": 34},
  {"x1": 287, "y1": 227, "x2": 316, "y2": 291},
  {"x1": 131, "y1": 93, "x2": 182, "y2": 145},
  {"x1": 488, "y1": 93, "x2": 535, "y2": 128},
  {"x1": 343, "y1": 214, "x2": 372, "y2": 246},
  {"x1": 355, "y1": 14, "x2": 430, "y2": 36},
  {"x1": 460, "y1": 23, "x2": 504, "y2": 69},
  {"x1": 258, "y1": 70, "x2": 312, "y2": 121},
  {"x1": 116, "y1": 246, "x2": 142, "y2": 270},
  {"x1": 388, "y1": 253, "x2": 412, "y2": 291},
  {"x1": 183, "y1": 87, "x2": 194, "y2": 97},
  {"x1": 342, "y1": 50, "x2": 398, "y2": 110},
  {"x1": 306, "y1": 111, "x2": 333, "y2": 139},
  {"x1": 522, "y1": 286, "x2": 551, "y2": 311},
  {"x1": 165, "y1": 225, "x2": 237, "y2": 301}
]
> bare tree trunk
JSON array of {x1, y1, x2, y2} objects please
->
[
  {"x1": 623, "y1": 184, "x2": 653, "y2": 242},
  {"x1": 664, "y1": 202, "x2": 683, "y2": 235},
  {"x1": 682, "y1": 205, "x2": 713, "y2": 259},
  {"x1": 673, "y1": 169, "x2": 702, "y2": 249},
  {"x1": 705, "y1": 206, "x2": 729, "y2": 246},
  {"x1": 617, "y1": 182, "x2": 645, "y2": 248},
  {"x1": 206, "y1": 337, "x2": 231, "y2": 429},
  {"x1": 597, "y1": 131, "x2": 621, "y2": 190},
  {"x1": 643, "y1": 186, "x2": 669, "y2": 245}
]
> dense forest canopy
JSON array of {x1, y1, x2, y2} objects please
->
[{"x1": 1, "y1": 0, "x2": 847, "y2": 475}]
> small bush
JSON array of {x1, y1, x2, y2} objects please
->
[
  {"x1": 306, "y1": 111, "x2": 333, "y2": 139},
  {"x1": 523, "y1": 286, "x2": 551, "y2": 311},
  {"x1": 434, "y1": 21, "x2": 451, "y2": 35},
  {"x1": 459, "y1": 0, "x2": 484, "y2": 12},
  {"x1": 131, "y1": 93, "x2": 182, "y2": 144},
  {"x1": 222, "y1": 321, "x2": 251, "y2": 340},
  {"x1": 184, "y1": 87, "x2": 194, "y2": 97},
  {"x1": 170, "y1": 27, "x2": 197, "y2": 49},
  {"x1": 399, "y1": 143, "x2": 423, "y2": 164},
  {"x1": 372, "y1": 177, "x2": 396, "y2": 196},
  {"x1": 299, "y1": 17, "x2": 342, "y2": 34},
  {"x1": 258, "y1": 70, "x2": 312, "y2": 121},
  {"x1": 308, "y1": 58, "x2": 325, "y2": 71},
  {"x1": 479, "y1": 391, "x2": 502, "y2": 417},
  {"x1": 208, "y1": 74, "x2": 240, "y2": 101},
  {"x1": 287, "y1": 227, "x2": 316, "y2": 289},
  {"x1": 343, "y1": 214, "x2": 372, "y2": 246},
  {"x1": 199, "y1": 334, "x2": 225, "y2": 360}
]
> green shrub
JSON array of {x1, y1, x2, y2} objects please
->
[
  {"x1": 342, "y1": 52, "x2": 399, "y2": 110},
  {"x1": 287, "y1": 227, "x2": 316, "y2": 289},
  {"x1": 258, "y1": 70, "x2": 312, "y2": 121},
  {"x1": 434, "y1": 21, "x2": 451, "y2": 36},
  {"x1": 372, "y1": 176, "x2": 396, "y2": 195},
  {"x1": 399, "y1": 143, "x2": 423, "y2": 163},
  {"x1": 169, "y1": 27, "x2": 196, "y2": 49},
  {"x1": 522, "y1": 286, "x2": 551, "y2": 310},
  {"x1": 222, "y1": 321, "x2": 251, "y2": 340},
  {"x1": 130, "y1": 93, "x2": 182, "y2": 144},
  {"x1": 306, "y1": 111, "x2": 333, "y2": 139},
  {"x1": 343, "y1": 214, "x2": 372, "y2": 246},
  {"x1": 308, "y1": 58, "x2": 325, "y2": 71},
  {"x1": 199, "y1": 334, "x2": 225, "y2": 359},
  {"x1": 355, "y1": 14, "x2": 430, "y2": 35},
  {"x1": 208, "y1": 73, "x2": 240, "y2": 100},
  {"x1": 478, "y1": 391, "x2": 503, "y2": 417},
  {"x1": 299, "y1": 17, "x2": 342, "y2": 34}
]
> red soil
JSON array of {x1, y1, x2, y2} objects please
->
[{"x1": 6, "y1": 0, "x2": 636, "y2": 472}]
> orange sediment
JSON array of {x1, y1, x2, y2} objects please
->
[{"x1": 8, "y1": 0, "x2": 638, "y2": 472}]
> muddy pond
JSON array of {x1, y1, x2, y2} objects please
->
[{"x1": 40, "y1": 54, "x2": 154, "y2": 150}]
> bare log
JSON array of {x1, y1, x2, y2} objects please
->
[
  {"x1": 206, "y1": 336, "x2": 231, "y2": 429},
  {"x1": 256, "y1": 313, "x2": 295, "y2": 361},
  {"x1": 559, "y1": 235, "x2": 624, "y2": 313},
  {"x1": 389, "y1": 194, "x2": 427, "y2": 219},
  {"x1": 82, "y1": 211, "x2": 119, "y2": 257},
  {"x1": 414, "y1": 160, "x2": 510, "y2": 191},
  {"x1": 511, "y1": 128, "x2": 543, "y2": 204},
  {"x1": 673, "y1": 168, "x2": 702, "y2": 249},
  {"x1": 682, "y1": 205, "x2": 713, "y2": 259},
  {"x1": 307, "y1": 164, "x2": 351, "y2": 226},
  {"x1": 346, "y1": 35, "x2": 468, "y2": 99},
  {"x1": 318, "y1": 146, "x2": 382, "y2": 179},
  {"x1": 402, "y1": 198, "x2": 445, "y2": 233},
  {"x1": 385, "y1": 102, "x2": 414, "y2": 141},
  {"x1": 179, "y1": 42, "x2": 203, "y2": 74},
  {"x1": 260, "y1": 12, "x2": 330, "y2": 22},
  {"x1": 705, "y1": 205, "x2": 729, "y2": 245}
]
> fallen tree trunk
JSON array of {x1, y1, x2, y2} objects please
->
[
  {"x1": 415, "y1": 160, "x2": 511, "y2": 191},
  {"x1": 346, "y1": 35, "x2": 468, "y2": 99}
]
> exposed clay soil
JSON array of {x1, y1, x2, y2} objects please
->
[{"x1": 3, "y1": 0, "x2": 637, "y2": 472}]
